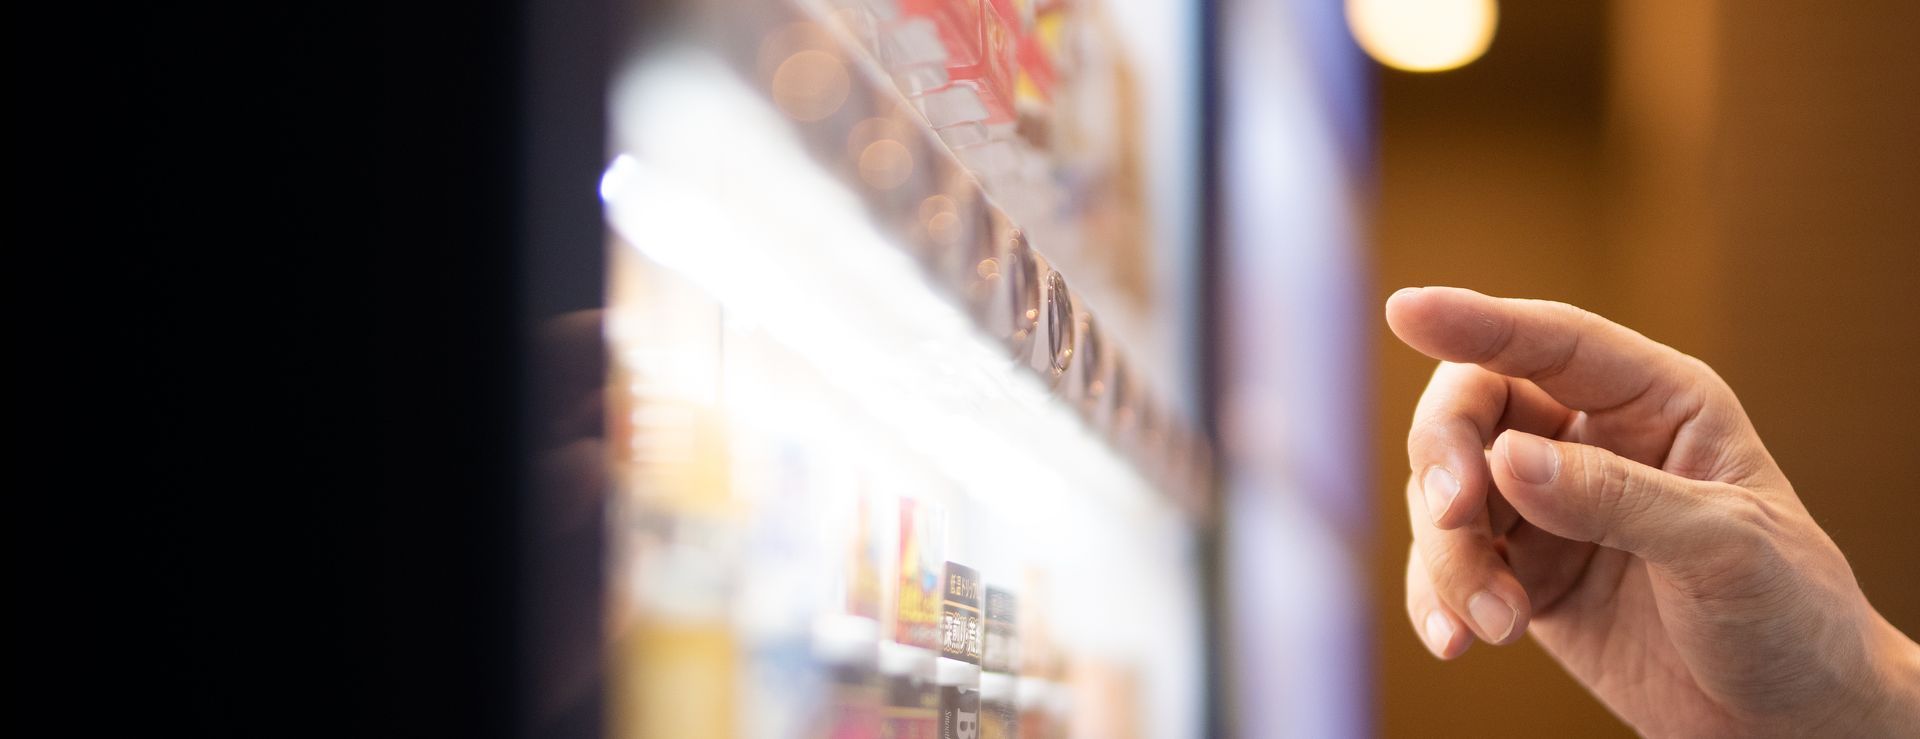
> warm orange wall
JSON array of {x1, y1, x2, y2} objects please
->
[
  {"x1": 1680, "y1": 0, "x2": 1920, "y2": 651},
  {"x1": 1367, "y1": 2, "x2": 1920, "y2": 736}
]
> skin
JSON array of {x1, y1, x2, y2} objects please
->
[{"x1": 1387, "y1": 286, "x2": 1920, "y2": 737}]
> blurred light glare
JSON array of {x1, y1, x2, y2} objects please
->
[
  {"x1": 771, "y1": 49, "x2": 850, "y2": 121},
  {"x1": 603, "y1": 45, "x2": 1176, "y2": 562},
  {"x1": 1346, "y1": 0, "x2": 1497, "y2": 72},
  {"x1": 857, "y1": 139, "x2": 914, "y2": 189}
]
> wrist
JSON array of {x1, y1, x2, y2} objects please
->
[{"x1": 1857, "y1": 614, "x2": 1920, "y2": 734}]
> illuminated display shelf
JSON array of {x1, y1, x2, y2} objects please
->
[{"x1": 615, "y1": 0, "x2": 1213, "y2": 517}]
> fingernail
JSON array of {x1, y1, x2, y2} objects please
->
[
  {"x1": 1468, "y1": 591, "x2": 1517, "y2": 643},
  {"x1": 1391, "y1": 287, "x2": 1423, "y2": 300},
  {"x1": 1423, "y1": 610, "x2": 1455, "y2": 657},
  {"x1": 1504, "y1": 432, "x2": 1561, "y2": 485},
  {"x1": 1422, "y1": 466, "x2": 1460, "y2": 524}
]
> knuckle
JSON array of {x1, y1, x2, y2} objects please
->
[
  {"x1": 1679, "y1": 353, "x2": 1726, "y2": 387},
  {"x1": 1595, "y1": 452, "x2": 1634, "y2": 515},
  {"x1": 1420, "y1": 538, "x2": 1478, "y2": 597},
  {"x1": 1526, "y1": 303, "x2": 1595, "y2": 382},
  {"x1": 1406, "y1": 409, "x2": 1474, "y2": 460},
  {"x1": 1674, "y1": 486, "x2": 1796, "y2": 598},
  {"x1": 1542, "y1": 298, "x2": 1584, "y2": 316},
  {"x1": 1678, "y1": 354, "x2": 1736, "y2": 400},
  {"x1": 1677, "y1": 353, "x2": 1714, "y2": 379},
  {"x1": 1546, "y1": 301, "x2": 1597, "y2": 335},
  {"x1": 1686, "y1": 350, "x2": 1750, "y2": 398},
  {"x1": 1405, "y1": 413, "x2": 1439, "y2": 449},
  {"x1": 1471, "y1": 308, "x2": 1519, "y2": 365},
  {"x1": 1582, "y1": 447, "x2": 1650, "y2": 546},
  {"x1": 1406, "y1": 408, "x2": 1457, "y2": 441},
  {"x1": 1716, "y1": 488, "x2": 1789, "y2": 556}
]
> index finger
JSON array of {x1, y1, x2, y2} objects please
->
[{"x1": 1385, "y1": 286, "x2": 1701, "y2": 413}]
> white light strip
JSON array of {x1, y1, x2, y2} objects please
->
[{"x1": 601, "y1": 46, "x2": 1171, "y2": 556}]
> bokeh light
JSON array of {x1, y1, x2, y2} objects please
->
[{"x1": 1346, "y1": 0, "x2": 1498, "y2": 73}]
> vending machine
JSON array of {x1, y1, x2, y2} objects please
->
[{"x1": 587, "y1": 0, "x2": 1218, "y2": 736}]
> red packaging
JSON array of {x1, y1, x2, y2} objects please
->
[{"x1": 899, "y1": 0, "x2": 1020, "y2": 123}]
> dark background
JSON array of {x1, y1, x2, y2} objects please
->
[{"x1": 14, "y1": 0, "x2": 606, "y2": 734}]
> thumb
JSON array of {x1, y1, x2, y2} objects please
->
[{"x1": 1491, "y1": 429, "x2": 1743, "y2": 571}]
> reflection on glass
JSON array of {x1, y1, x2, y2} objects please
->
[
  {"x1": 1045, "y1": 271, "x2": 1075, "y2": 378},
  {"x1": 1078, "y1": 313, "x2": 1105, "y2": 403},
  {"x1": 1004, "y1": 235, "x2": 1041, "y2": 350},
  {"x1": 1109, "y1": 359, "x2": 1135, "y2": 438},
  {"x1": 772, "y1": 49, "x2": 851, "y2": 122},
  {"x1": 848, "y1": 116, "x2": 919, "y2": 192},
  {"x1": 858, "y1": 139, "x2": 914, "y2": 189},
  {"x1": 825, "y1": 6, "x2": 880, "y2": 58},
  {"x1": 920, "y1": 194, "x2": 966, "y2": 257},
  {"x1": 927, "y1": 210, "x2": 963, "y2": 247}
]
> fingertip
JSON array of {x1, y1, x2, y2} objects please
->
[
  {"x1": 1489, "y1": 429, "x2": 1520, "y2": 478},
  {"x1": 1422, "y1": 609, "x2": 1472, "y2": 660},
  {"x1": 1382, "y1": 286, "x2": 1424, "y2": 329},
  {"x1": 1421, "y1": 465, "x2": 1465, "y2": 529},
  {"x1": 1496, "y1": 614, "x2": 1530, "y2": 647},
  {"x1": 1491, "y1": 428, "x2": 1520, "y2": 474},
  {"x1": 1429, "y1": 472, "x2": 1483, "y2": 530},
  {"x1": 1467, "y1": 589, "x2": 1530, "y2": 646},
  {"x1": 1486, "y1": 432, "x2": 1593, "y2": 552},
  {"x1": 1382, "y1": 286, "x2": 1425, "y2": 330},
  {"x1": 1384, "y1": 286, "x2": 1501, "y2": 361},
  {"x1": 1494, "y1": 429, "x2": 1562, "y2": 488},
  {"x1": 1502, "y1": 589, "x2": 1532, "y2": 645},
  {"x1": 1500, "y1": 618, "x2": 1530, "y2": 646}
]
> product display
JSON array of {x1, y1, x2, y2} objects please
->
[
  {"x1": 896, "y1": 500, "x2": 948, "y2": 650},
  {"x1": 935, "y1": 654, "x2": 981, "y2": 739},
  {"x1": 599, "y1": 0, "x2": 1211, "y2": 735},
  {"x1": 817, "y1": 616, "x2": 882, "y2": 739},
  {"x1": 977, "y1": 671, "x2": 1018, "y2": 739}
]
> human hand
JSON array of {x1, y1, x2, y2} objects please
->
[{"x1": 1387, "y1": 286, "x2": 1920, "y2": 736}]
